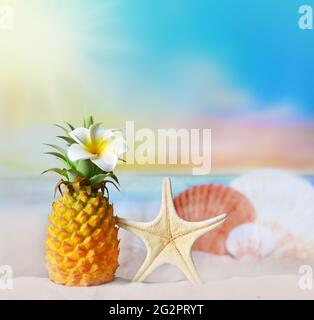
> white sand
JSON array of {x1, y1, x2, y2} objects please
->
[
  {"x1": 1, "y1": 208, "x2": 314, "y2": 299},
  {"x1": 1, "y1": 251, "x2": 314, "y2": 300},
  {"x1": 0, "y1": 274, "x2": 313, "y2": 300}
]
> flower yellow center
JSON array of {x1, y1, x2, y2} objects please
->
[{"x1": 84, "y1": 137, "x2": 108, "y2": 157}]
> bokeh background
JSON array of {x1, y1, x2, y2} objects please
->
[
  {"x1": 1, "y1": 2, "x2": 314, "y2": 294},
  {"x1": 0, "y1": 0, "x2": 313, "y2": 177}
]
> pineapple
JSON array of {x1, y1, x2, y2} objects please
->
[{"x1": 43, "y1": 116, "x2": 127, "y2": 286}]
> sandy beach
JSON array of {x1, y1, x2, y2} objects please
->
[
  {"x1": 1, "y1": 176, "x2": 313, "y2": 300},
  {"x1": 1, "y1": 214, "x2": 313, "y2": 299}
]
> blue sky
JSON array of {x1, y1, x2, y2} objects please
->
[
  {"x1": 6, "y1": 0, "x2": 313, "y2": 119},
  {"x1": 96, "y1": 0, "x2": 314, "y2": 117},
  {"x1": 1, "y1": 0, "x2": 313, "y2": 175}
]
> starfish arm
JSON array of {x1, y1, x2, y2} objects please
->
[
  {"x1": 132, "y1": 241, "x2": 168, "y2": 282},
  {"x1": 134, "y1": 242, "x2": 201, "y2": 285},
  {"x1": 170, "y1": 242, "x2": 202, "y2": 285},
  {"x1": 116, "y1": 217, "x2": 152, "y2": 238},
  {"x1": 175, "y1": 213, "x2": 227, "y2": 243},
  {"x1": 116, "y1": 178, "x2": 226, "y2": 285},
  {"x1": 160, "y1": 177, "x2": 178, "y2": 218},
  {"x1": 118, "y1": 217, "x2": 170, "y2": 283}
]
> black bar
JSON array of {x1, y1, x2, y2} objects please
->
[{"x1": 0, "y1": 300, "x2": 312, "y2": 319}]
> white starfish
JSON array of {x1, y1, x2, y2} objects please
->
[{"x1": 117, "y1": 177, "x2": 227, "y2": 284}]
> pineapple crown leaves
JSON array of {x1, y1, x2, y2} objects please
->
[{"x1": 42, "y1": 116, "x2": 120, "y2": 193}]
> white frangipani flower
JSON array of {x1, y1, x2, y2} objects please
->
[{"x1": 67, "y1": 124, "x2": 127, "y2": 172}]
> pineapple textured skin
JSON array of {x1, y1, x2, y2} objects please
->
[{"x1": 46, "y1": 186, "x2": 119, "y2": 286}]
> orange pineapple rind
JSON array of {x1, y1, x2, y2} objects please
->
[{"x1": 46, "y1": 186, "x2": 119, "y2": 286}]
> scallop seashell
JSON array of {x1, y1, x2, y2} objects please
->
[
  {"x1": 230, "y1": 169, "x2": 314, "y2": 260},
  {"x1": 226, "y1": 223, "x2": 276, "y2": 260},
  {"x1": 174, "y1": 184, "x2": 256, "y2": 255}
]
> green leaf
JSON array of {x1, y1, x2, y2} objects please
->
[
  {"x1": 41, "y1": 168, "x2": 69, "y2": 179},
  {"x1": 105, "y1": 180, "x2": 120, "y2": 191},
  {"x1": 66, "y1": 168, "x2": 83, "y2": 180},
  {"x1": 45, "y1": 151, "x2": 68, "y2": 163},
  {"x1": 57, "y1": 135, "x2": 76, "y2": 145},
  {"x1": 85, "y1": 116, "x2": 94, "y2": 128},
  {"x1": 76, "y1": 160, "x2": 94, "y2": 178},
  {"x1": 93, "y1": 166, "x2": 103, "y2": 176},
  {"x1": 53, "y1": 124, "x2": 69, "y2": 135},
  {"x1": 66, "y1": 122, "x2": 75, "y2": 131},
  {"x1": 44, "y1": 144, "x2": 66, "y2": 156},
  {"x1": 90, "y1": 174, "x2": 107, "y2": 186},
  {"x1": 108, "y1": 172, "x2": 120, "y2": 185},
  {"x1": 103, "y1": 186, "x2": 109, "y2": 197},
  {"x1": 44, "y1": 152, "x2": 76, "y2": 172},
  {"x1": 66, "y1": 156, "x2": 78, "y2": 171}
]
